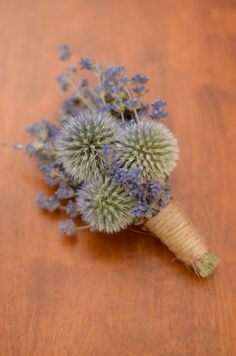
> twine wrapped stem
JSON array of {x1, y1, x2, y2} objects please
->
[{"x1": 145, "y1": 201, "x2": 220, "y2": 277}]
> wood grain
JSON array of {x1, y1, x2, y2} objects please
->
[{"x1": 0, "y1": 0, "x2": 236, "y2": 355}]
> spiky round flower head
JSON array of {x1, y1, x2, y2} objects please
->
[
  {"x1": 77, "y1": 177, "x2": 136, "y2": 233},
  {"x1": 114, "y1": 121, "x2": 179, "y2": 182},
  {"x1": 55, "y1": 111, "x2": 119, "y2": 182}
]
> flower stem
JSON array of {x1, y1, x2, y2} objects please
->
[
  {"x1": 125, "y1": 86, "x2": 140, "y2": 123},
  {"x1": 71, "y1": 78, "x2": 95, "y2": 110},
  {"x1": 76, "y1": 225, "x2": 90, "y2": 231},
  {"x1": 121, "y1": 111, "x2": 125, "y2": 122}
]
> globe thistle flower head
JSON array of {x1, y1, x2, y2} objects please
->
[
  {"x1": 55, "y1": 111, "x2": 120, "y2": 182},
  {"x1": 77, "y1": 177, "x2": 136, "y2": 233},
  {"x1": 115, "y1": 121, "x2": 179, "y2": 182}
]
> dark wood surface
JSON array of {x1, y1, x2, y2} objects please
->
[{"x1": 1, "y1": 1, "x2": 236, "y2": 355}]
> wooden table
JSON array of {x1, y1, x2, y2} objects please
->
[{"x1": 1, "y1": 1, "x2": 236, "y2": 355}]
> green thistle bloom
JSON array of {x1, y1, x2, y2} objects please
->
[
  {"x1": 55, "y1": 111, "x2": 119, "y2": 182},
  {"x1": 115, "y1": 121, "x2": 179, "y2": 182},
  {"x1": 77, "y1": 177, "x2": 136, "y2": 233}
]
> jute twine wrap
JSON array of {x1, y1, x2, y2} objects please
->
[{"x1": 145, "y1": 201, "x2": 220, "y2": 277}]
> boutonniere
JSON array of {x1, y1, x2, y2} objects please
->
[{"x1": 15, "y1": 44, "x2": 219, "y2": 278}]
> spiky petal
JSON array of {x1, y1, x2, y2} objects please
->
[
  {"x1": 115, "y1": 121, "x2": 179, "y2": 182},
  {"x1": 55, "y1": 111, "x2": 119, "y2": 182},
  {"x1": 77, "y1": 177, "x2": 136, "y2": 233}
]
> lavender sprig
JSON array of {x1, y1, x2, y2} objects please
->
[{"x1": 57, "y1": 48, "x2": 168, "y2": 122}]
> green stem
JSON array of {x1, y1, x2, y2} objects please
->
[
  {"x1": 121, "y1": 111, "x2": 125, "y2": 122},
  {"x1": 125, "y1": 86, "x2": 140, "y2": 123},
  {"x1": 95, "y1": 71, "x2": 107, "y2": 105},
  {"x1": 71, "y1": 77, "x2": 95, "y2": 111},
  {"x1": 78, "y1": 93, "x2": 95, "y2": 111},
  {"x1": 76, "y1": 225, "x2": 90, "y2": 231}
]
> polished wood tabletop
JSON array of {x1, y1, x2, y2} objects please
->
[{"x1": 1, "y1": 1, "x2": 236, "y2": 355}]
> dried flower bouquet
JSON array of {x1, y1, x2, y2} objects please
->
[{"x1": 16, "y1": 44, "x2": 219, "y2": 277}]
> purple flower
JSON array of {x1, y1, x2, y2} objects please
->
[
  {"x1": 58, "y1": 219, "x2": 77, "y2": 236},
  {"x1": 41, "y1": 164, "x2": 60, "y2": 187},
  {"x1": 80, "y1": 78, "x2": 88, "y2": 88},
  {"x1": 110, "y1": 86, "x2": 125, "y2": 97},
  {"x1": 98, "y1": 104, "x2": 113, "y2": 113},
  {"x1": 62, "y1": 98, "x2": 80, "y2": 115},
  {"x1": 140, "y1": 102, "x2": 149, "y2": 110},
  {"x1": 45, "y1": 175, "x2": 57, "y2": 187},
  {"x1": 132, "y1": 85, "x2": 149, "y2": 96},
  {"x1": 36, "y1": 193, "x2": 60, "y2": 212},
  {"x1": 66, "y1": 200, "x2": 78, "y2": 218},
  {"x1": 110, "y1": 65, "x2": 125, "y2": 76},
  {"x1": 79, "y1": 58, "x2": 96, "y2": 70},
  {"x1": 150, "y1": 110, "x2": 168, "y2": 119},
  {"x1": 25, "y1": 143, "x2": 41, "y2": 156},
  {"x1": 102, "y1": 66, "x2": 127, "y2": 87},
  {"x1": 150, "y1": 99, "x2": 168, "y2": 119},
  {"x1": 59, "y1": 115, "x2": 70, "y2": 125},
  {"x1": 46, "y1": 196, "x2": 61, "y2": 212},
  {"x1": 126, "y1": 98, "x2": 138, "y2": 110},
  {"x1": 131, "y1": 73, "x2": 149, "y2": 84},
  {"x1": 108, "y1": 162, "x2": 172, "y2": 220},
  {"x1": 105, "y1": 66, "x2": 125, "y2": 79},
  {"x1": 138, "y1": 102, "x2": 149, "y2": 118},
  {"x1": 93, "y1": 96, "x2": 104, "y2": 107},
  {"x1": 13, "y1": 143, "x2": 24, "y2": 150},
  {"x1": 56, "y1": 183, "x2": 75, "y2": 199},
  {"x1": 57, "y1": 73, "x2": 72, "y2": 90},
  {"x1": 151, "y1": 99, "x2": 166, "y2": 110},
  {"x1": 101, "y1": 143, "x2": 110, "y2": 155},
  {"x1": 36, "y1": 193, "x2": 48, "y2": 209},
  {"x1": 26, "y1": 120, "x2": 59, "y2": 138},
  {"x1": 58, "y1": 43, "x2": 71, "y2": 60},
  {"x1": 101, "y1": 143, "x2": 114, "y2": 170},
  {"x1": 150, "y1": 182, "x2": 163, "y2": 192}
]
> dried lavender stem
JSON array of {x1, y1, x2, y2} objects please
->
[{"x1": 125, "y1": 86, "x2": 140, "y2": 123}]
